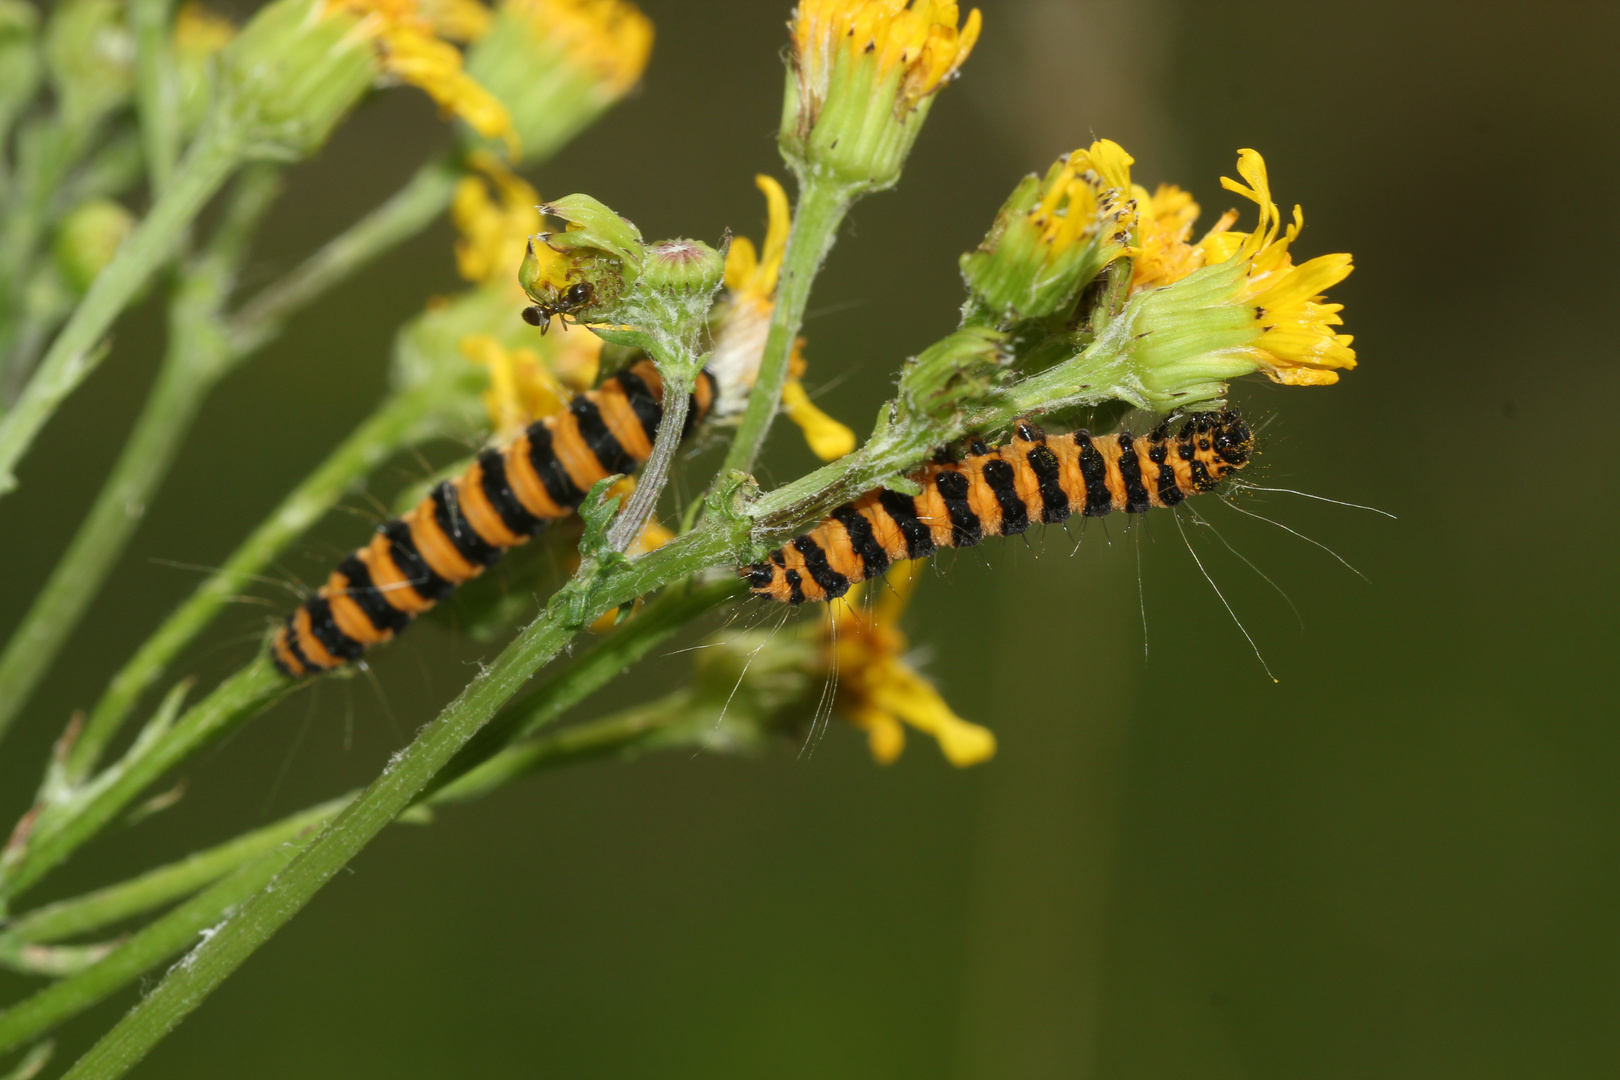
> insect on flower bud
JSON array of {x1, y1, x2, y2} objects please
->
[
  {"x1": 518, "y1": 193, "x2": 644, "y2": 331},
  {"x1": 780, "y1": 0, "x2": 980, "y2": 192}
]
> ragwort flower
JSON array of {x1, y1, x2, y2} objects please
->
[
  {"x1": 782, "y1": 0, "x2": 981, "y2": 190},
  {"x1": 828, "y1": 565, "x2": 995, "y2": 767}
]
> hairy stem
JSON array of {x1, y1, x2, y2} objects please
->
[
  {"x1": 0, "y1": 122, "x2": 243, "y2": 499},
  {"x1": 606, "y1": 369, "x2": 690, "y2": 552},
  {"x1": 718, "y1": 175, "x2": 853, "y2": 478}
]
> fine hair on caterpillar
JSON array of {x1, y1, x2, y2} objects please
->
[
  {"x1": 270, "y1": 362, "x2": 719, "y2": 677},
  {"x1": 742, "y1": 410, "x2": 1254, "y2": 605}
]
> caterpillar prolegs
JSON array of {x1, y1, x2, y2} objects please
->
[
  {"x1": 271, "y1": 362, "x2": 718, "y2": 677},
  {"x1": 742, "y1": 411, "x2": 1253, "y2": 604}
]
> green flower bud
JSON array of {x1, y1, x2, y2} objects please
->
[
  {"x1": 44, "y1": 0, "x2": 134, "y2": 128},
  {"x1": 0, "y1": 0, "x2": 42, "y2": 137},
  {"x1": 898, "y1": 326, "x2": 1008, "y2": 420},
  {"x1": 53, "y1": 198, "x2": 135, "y2": 293},
  {"x1": 781, "y1": 1, "x2": 979, "y2": 192},
  {"x1": 640, "y1": 239, "x2": 725, "y2": 300},
  {"x1": 960, "y1": 143, "x2": 1136, "y2": 326},
  {"x1": 214, "y1": 0, "x2": 380, "y2": 160}
]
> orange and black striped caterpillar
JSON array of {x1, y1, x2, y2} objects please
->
[
  {"x1": 271, "y1": 361, "x2": 718, "y2": 677},
  {"x1": 742, "y1": 410, "x2": 1253, "y2": 604}
]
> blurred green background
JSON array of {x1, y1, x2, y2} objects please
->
[{"x1": 3, "y1": 0, "x2": 1618, "y2": 1076}]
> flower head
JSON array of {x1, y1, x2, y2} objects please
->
[
  {"x1": 451, "y1": 150, "x2": 541, "y2": 287},
  {"x1": 961, "y1": 139, "x2": 1137, "y2": 324},
  {"x1": 709, "y1": 175, "x2": 855, "y2": 460},
  {"x1": 220, "y1": 0, "x2": 513, "y2": 158},
  {"x1": 1125, "y1": 149, "x2": 1355, "y2": 405},
  {"x1": 828, "y1": 563, "x2": 995, "y2": 767},
  {"x1": 465, "y1": 0, "x2": 651, "y2": 163},
  {"x1": 782, "y1": 0, "x2": 981, "y2": 190}
]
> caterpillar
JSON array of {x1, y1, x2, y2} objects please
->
[
  {"x1": 271, "y1": 360, "x2": 718, "y2": 677},
  {"x1": 742, "y1": 410, "x2": 1253, "y2": 604}
]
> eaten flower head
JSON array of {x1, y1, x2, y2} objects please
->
[{"x1": 828, "y1": 563, "x2": 995, "y2": 767}]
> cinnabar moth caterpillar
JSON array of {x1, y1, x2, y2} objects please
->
[
  {"x1": 271, "y1": 361, "x2": 718, "y2": 677},
  {"x1": 742, "y1": 410, "x2": 1252, "y2": 604}
]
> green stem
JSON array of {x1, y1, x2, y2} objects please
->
[
  {"x1": 606, "y1": 367, "x2": 690, "y2": 552},
  {"x1": 1, "y1": 659, "x2": 290, "y2": 902},
  {"x1": 427, "y1": 575, "x2": 746, "y2": 798},
  {"x1": 130, "y1": 0, "x2": 178, "y2": 196},
  {"x1": 0, "y1": 801, "x2": 338, "y2": 1059},
  {"x1": 718, "y1": 174, "x2": 853, "y2": 478},
  {"x1": 0, "y1": 167, "x2": 281, "y2": 751},
  {"x1": 1, "y1": 795, "x2": 350, "y2": 947},
  {"x1": 68, "y1": 381, "x2": 450, "y2": 781},
  {"x1": 225, "y1": 156, "x2": 459, "y2": 357},
  {"x1": 0, "y1": 122, "x2": 243, "y2": 498}
]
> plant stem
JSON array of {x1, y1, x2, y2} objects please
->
[
  {"x1": 0, "y1": 122, "x2": 243, "y2": 499},
  {"x1": 225, "y1": 156, "x2": 460, "y2": 357},
  {"x1": 66, "y1": 381, "x2": 451, "y2": 782},
  {"x1": 0, "y1": 168, "x2": 280, "y2": 749},
  {"x1": 1, "y1": 659, "x2": 291, "y2": 902},
  {"x1": 427, "y1": 575, "x2": 746, "y2": 798},
  {"x1": 719, "y1": 175, "x2": 853, "y2": 478},
  {"x1": 1, "y1": 796, "x2": 350, "y2": 947},
  {"x1": 130, "y1": 0, "x2": 179, "y2": 197},
  {"x1": 0, "y1": 802, "x2": 338, "y2": 1059},
  {"x1": 606, "y1": 367, "x2": 690, "y2": 552}
]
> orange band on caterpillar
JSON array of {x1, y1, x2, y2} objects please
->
[
  {"x1": 742, "y1": 410, "x2": 1253, "y2": 604},
  {"x1": 271, "y1": 361, "x2": 719, "y2": 677}
]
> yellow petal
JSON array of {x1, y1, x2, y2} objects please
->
[
  {"x1": 781, "y1": 379, "x2": 856, "y2": 461},
  {"x1": 869, "y1": 662, "x2": 996, "y2": 767}
]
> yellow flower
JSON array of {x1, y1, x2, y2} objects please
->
[
  {"x1": 711, "y1": 175, "x2": 856, "y2": 460},
  {"x1": 828, "y1": 563, "x2": 994, "y2": 767},
  {"x1": 174, "y1": 2, "x2": 234, "y2": 54},
  {"x1": 323, "y1": 0, "x2": 518, "y2": 154},
  {"x1": 782, "y1": 0, "x2": 981, "y2": 190},
  {"x1": 415, "y1": 0, "x2": 492, "y2": 41},
  {"x1": 450, "y1": 150, "x2": 540, "y2": 286},
  {"x1": 1207, "y1": 149, "x2": 1355, "y2": 384},
  {"x1": 790, "y1": 0, "x2": 981, "y2": 120},
  {"x1": 502, "y1": 0, "x2": 650, "y2": 97}
]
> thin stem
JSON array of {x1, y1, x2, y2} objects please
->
[
  {"x1": 719, "y1": 174, "x2": 853, "y2": 479},
  {"x1": 0, "y1": 804, "x2": 337, "y2": 1059},
  {"x1": 605, "y1": 368, "x2": 690, "y2": 552},
  {"x1": 1, "y1": 796, "x2": 350, "y2": 946},
  {"x1": 0, "y1": 122, "x2": 243, "y2": 499},
  {"x1": 68, "y1": 381, "x2": 452, "y2": 781},
  {"x1": 225, "y1": 156, "x2": 460, "y2": 356},
  {"x1": 130, "y1": 0, "x2": 179, "y2": 196},
  {"x1": 0, "y1": 168, "x2": 280, "y2": 748},
  {"x1": 1, "y1": 659, "x2": 291, "y2": 902}
]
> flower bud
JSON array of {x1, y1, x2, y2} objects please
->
[
  {"x1": 44, "y1": 0, "x2": 134, "y2": 128},
  {"x1": 897, "y1": 325, "x2": 1007, "y2": 420},
  {"x1": 961, "y1": 141, "x2": 1136, "y2": 325},
  {"x1": 464, "y1": 0, "x2": 652, "y2": 164},
  {"x1": 54, "y1": 199, "x2": 135, "y2": 293},
  {"x1": 781, "y1": 0, "x2": 980, "y2": 192},
  {"x1": 639, "y1": 238, "x2": 725, "y2": 300}
]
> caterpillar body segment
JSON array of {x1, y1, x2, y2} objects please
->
[
  {"x1": 742, "y1": 410, "x2": 1253, "y2": 604},
  {"x1": 271, "y1": 362, "x2": 718, "y2": 677}
]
